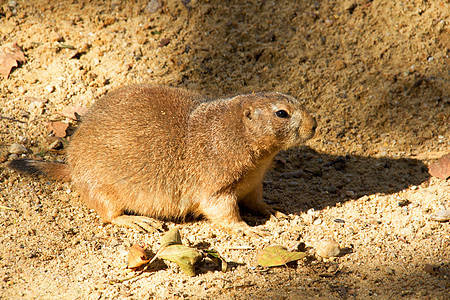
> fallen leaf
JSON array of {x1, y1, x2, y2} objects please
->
[
  {"x1": 158, "y1": 244, "x2": 202, "y2": 276},
  {"x1": 67, "y1": 49, "x2": 81, "y2": 59},
  {"x1": 203, "y1": 249, "x2": 228, "y2": 272},
  {"x1": 0, "y1": 43, "x2": 26, "y2": 79},
  {"x1": 127, "y1": 244, "x2": 150, "y2": 270},
  {"x1": 160, "y1": 227, "x2": 183, "y2": 248},
  {"x1": 56, "y1": 43, "x2": 75, "y2": 49},
  {"x1": 47, "y1": 121, "x2": 69, "y2": 138},
  {"x1": 122, "y1": 227, "x2": 216, "y2": 278},
  {"x1": 59, "y1": 106, "x2": 88, "y2": 120},
  {"x1": 257, "y1": 245, "x2": 307, "y2": 267},
  {"x1": 428, "y1": 153, "x2": 450, "y2": 179},
  {"x1": 156, "y1": 227, "x2": 202, "y2": 276}
]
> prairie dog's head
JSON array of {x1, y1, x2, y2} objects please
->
[{"x1": 238, "y1": 92, "x2": 317, "y2": 151}]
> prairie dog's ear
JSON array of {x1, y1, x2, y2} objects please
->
[
  {"x1": 243, "y1": 106, "x2": 262, "y2": 121},
  {"x1": 243, "y1": 106, "x2": 253, "y2": 120}
]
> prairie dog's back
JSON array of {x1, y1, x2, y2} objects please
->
[{"x1": 68, "y1": 85, "x2": 205, "y2": 191}]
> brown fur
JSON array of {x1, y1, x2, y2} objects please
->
[{"x1": 9, "y1": 84, "x2": 316, "y2": 234}]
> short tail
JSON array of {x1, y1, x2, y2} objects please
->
[{"x1": 7, "y1": 159, "x2": 72, "y2": 182}]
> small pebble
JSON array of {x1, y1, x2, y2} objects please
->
[
  {"x1": 0, "y1": 153, "x2": 8, "y2": 163},
  {"x1": 346, "y1": 190, "x2": 355, "y2": 197},
  {"x1": 45, "y1": 85, "x2": 55, "y2": 93},
  {"x1": 145, "y1": 0, "x2": 161, "y2": 13},
  {"x1": 9, "y1": 143, "x2": 28, "y2": 154},
  {"x1": 430, "y1": 210, "x2": 450, "y2": 222},
  {"x1": 313, "y1": 218, "x2": 322, "y2": 225},
  {"x1": 424, "y1": 263, "x2": 439, "y2": 275},
  {"x1": 9, "y1": 153, "x2": 19, "y2": 160},
  {"x1": 316, "y1": 238, "x2": 340, "y2": 259},
  {"x1": 334, "y1": 218, "x2": 345, "y2": 223},
  {"x1": 398, "y1": 199, "x2": 411, "y2": 207},
  {"x1": 327, "y1": 264, "x2": 339, "y2": 273},
  {"x1": 325, "y1": 185, "x2": 337, "y2": 193}
]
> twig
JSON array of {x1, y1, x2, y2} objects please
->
[
  {"x1": 224, "y1": 245, "x2": 255, "y2": 250},
  {"x1": 0, "y1": 205, "x2": 16, "y2": 211},
  {"x1": 0, "y1": 115, "x2": 26, "y2": 123}
]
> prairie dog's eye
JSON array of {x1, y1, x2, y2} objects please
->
[{"x1": 275, "y1": 110, "x2": 289, "y2": 118}]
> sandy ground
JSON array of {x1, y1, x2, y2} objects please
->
[{"x1": 0, "y1": 0, "x2": 449, "y2": 299}]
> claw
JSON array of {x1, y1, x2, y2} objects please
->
[
  {"x1": 229, "y1": 222, "x2": 269, "y2": 238},
  {"x1": 270, "y1": 210, "x2": 287, "y2": 221},
  {"x1": 243, "y1": 227, "x2": 270, "y2": 238},
  {"x1": 110, "y1": 215, "x2": 162, "y2": 233}
]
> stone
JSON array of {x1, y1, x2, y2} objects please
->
[
  {"x1": 9, "y1": 143, "x2": 28, "y2": 154},
  {"x1": 316, "y1": 238, "x2": 340, "y2": 259}
]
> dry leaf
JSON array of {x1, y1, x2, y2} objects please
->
[
  {"x1": 127, "y1": 244, "x2": 150, "y2": 270},
  {"x1": 203, "y1": 249, "x2": 228, "y2": 272},
  {"x1": 158, "y1": 244, "x2": 202, "y2": 276},
  {"x1": 67, "y1": 49, "x2": 80, "y2": 59},
  {"x1": 158, "y1": 228, "x2": 200, "y2": 276},
  {"x1": 257, "y1": 245, "x2": 307, "y2": 267},
  {"x1": 0, "y1": 43, "x2": 26, "y2": 79},
  {"x1": 156, "y1": 227, "x2": 202, "y2": 276},
  {"x1": 59, "y1": 106, "x2": 88, "y2": 120},
  {"x1": 47, "y1": 121, "x2": 69, "y2": 138},
  {"x1": 123, "y1": 227, "x2": 219, "y2": 278},
  {"x1": 160, "y1": 227, "x2": 183, "y2": 248},
  {"x1": 428, "y1": 153, "x2": 450, "y2": 179}
]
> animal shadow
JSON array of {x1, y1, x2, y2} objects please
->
[{"x1": 247, "y1": 146, "x2": 430, "y2": 222}]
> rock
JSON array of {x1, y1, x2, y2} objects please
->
[
  {"x1": 9, "y1": 153, "x2": 18, "y2": 160},
  {"x1": 0, "y1": 152, "x2": 8, "y2": 163},
  {"x1": 9, "y1": 143, "x2": 28, "y2": 154},
  {"x1": 325, "y1": 185, "x2": 337, "y2": 194},
  {"x1": 430, "y1": 210, "x2": 450, "y2": 222},
  {"x1": 397, "y1": 199, "x2": 411, "y2": 207},
  {"x1": 45, "y1": 84, "x2": 55, "y2": 93},
  {"x1": 424, "y1": 263, "x2": 439, "y2": 275},
  {"x1": 316, "y1": 238, "x2": 340, "y2": 259},
  {"x1": 280, "y1": 170, "x2": 304, "y2": 179},
  {"x1": 346, "y1": 190, "x2": 356, "y2": 197},
  {"x1": 313, "y1": 218, "x2": 322, "y2": 225},
  {"x1": 145, "y1": 0, "x2": 161, "y2": 13},
  {"x1": 334, "y1": 218, "x2": 345, "y2": 223}
]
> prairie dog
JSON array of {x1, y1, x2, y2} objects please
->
[{"x1": 9, "y1": 85, "x2": 317, "y2": 235}]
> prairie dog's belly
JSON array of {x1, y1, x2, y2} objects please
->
[{"x1": 125, "y1": 188, "x2": 189, "y2": 220}]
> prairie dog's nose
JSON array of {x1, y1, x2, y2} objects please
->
[
  {"x1": 311, "y1": 116, "x2": 317, "y2": 133},
  {"x1": 302, "y1": 110, "x2": 317, "y2": 139}
]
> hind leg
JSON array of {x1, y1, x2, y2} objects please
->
[{"x1": 77, "y1": 183, "x2": 161, "y2": 232}]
